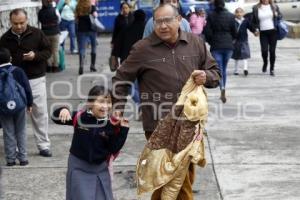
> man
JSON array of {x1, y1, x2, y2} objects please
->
[
  {"x1": 38, "y1": 0, "x2": 61, "y2": 73},
  {"x1": 143, "y1": 0, "x2": 191, "y2": 38},
  {"x1": 112, "y1": 4, "x2": 220, "y2": 199},
  {"x1": 0, "y1": 9, "x2": 52, "y2": 157}
]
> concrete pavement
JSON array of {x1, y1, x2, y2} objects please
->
[{"x1": 1, "y1": 34, "x2": 300, "y2": 200}]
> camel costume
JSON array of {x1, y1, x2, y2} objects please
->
[{"x1": 137, "y1": 71, "x2": 208, "y2": 199}]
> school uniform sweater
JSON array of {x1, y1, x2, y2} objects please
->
[{"x1": 52, "y1": 108, "x2": 129, "y2": 164}]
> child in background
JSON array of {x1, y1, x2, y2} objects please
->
[
  {"x1": 51, "y1": 85, "x2": 129, "y2": 200},
  {"x1": 0, "y1": 48, "x2": 33, "y2": 166},
  {"x1": 189, "y1": 8, "x2": 206, "y2": 38},
  {"x1": 232, "y1": 7, "x2": 254, "y2": 76}
]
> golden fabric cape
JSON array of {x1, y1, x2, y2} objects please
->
[{"x1": 136, "y1": 71, "x2": 208, "y2": 199}]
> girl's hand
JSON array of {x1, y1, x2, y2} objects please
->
[
  {"x1": 120, "y1": 118, "x2": 129, "y2": 127},
  {"x1": 59, "y1": 108, "x2": 72, "y2": 123}
]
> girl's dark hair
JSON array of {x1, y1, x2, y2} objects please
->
[
  {"x1": 214, "y1": 0, "x2": 225, "y2": 12},
  {"x1": 159, "y1": 0, "x2": 179, "y2": 4},
  {"x1": 87, "y1": 85, "x2": 111, "y2": 103},
  {"x1": 120, "y1": 2, "x2": 130, "y2": 10},
  {"x1": 0, "y1": 48, "x2": 11, "y2": 64}
]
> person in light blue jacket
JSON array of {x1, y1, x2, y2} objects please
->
[
  {"x1": 57, "y1": 0, "x2": 78, "y2": 54},
  {"x1": 143, "y1": 0, "x2": 191, "y2": 38}
]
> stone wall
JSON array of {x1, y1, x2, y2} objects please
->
[{"x1": 0, "y1": 2, "x2": 41, "y2": 35}]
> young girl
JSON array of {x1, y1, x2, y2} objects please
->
[
  {"x1": 189, "y1": 8, "x2": 206, "y2": 38},
  {"x1": 232, "y1": 7, "x2": 254, "y2": 76},
  {"x1": 51, "y1": 85, "x2": 129, "y2": 200}
]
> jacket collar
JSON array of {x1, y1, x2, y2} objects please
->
[
  {"x1": 8, "y1": 25, "x2": 33, "y2": 39},
  {"x1": 0, "y1": 62, "x2": 12, "y2": 68},
  {"x1": 149, "y1": 29, "x2": 189, "y2": 46}
]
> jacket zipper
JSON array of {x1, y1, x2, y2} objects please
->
[{"x1": 171, "y1": 49, "x2": 180, "y2": 92}]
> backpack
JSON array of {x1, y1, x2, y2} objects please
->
[
  {"x1": 58, "y1": 3, "x2": 66, "y2": 13},
  {"x1": 0, "y1": 66, "x2": 27, "y2": 115},
  {"x1": 276, "y1": 19, "x2": 288, "y2": 40}
]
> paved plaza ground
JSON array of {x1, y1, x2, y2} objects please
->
[{"x1": 1, "y1": 34, "x2": 300, "y2": 200}]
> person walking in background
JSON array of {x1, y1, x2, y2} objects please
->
[
  {"x1": 111, "y1": 9, "x2": 146, "y2": 108},
  {"x1": 232, "y1": 7, "x2": 255, "y2": 76},
  {"x1": 75, "y1": 0, "x2": 98, "y2": 75},
  {"x1": 0, "y1": 9, "x2": 52, "y2": 157},
  {"x1": 38, "y1": 0, "x2": 61, "y2": 73},
  {"x1": 143, "y1": 0, "x2": 191, "y2": 38},
  {"x1": 189, "y1": 8, "x2": 206, "y2": 38},
  {"x1": 0, "y1": 48, "x2": 33, "y2": 166},
  {"x1": 51, "y1": 85, "x2": 129, "y2": 200},
  {"x1": 204, "y1": 0, "x2": 237, "y2": 103},
  {"x1": 111, "y1": 2, "x2": 134, "y2": 48},
  {"x1": 57, "y1": 0, "x2": 78, "y2": 54},
  {"x1": 252, "y1": 0, "x2": 282, "y2": 76}
]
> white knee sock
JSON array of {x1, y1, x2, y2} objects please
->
[
  {"x1": 243, "y1": 59, "x2": 248, "y2": 70},
  {"x1": 234, "y1": 60, "x2": 239, "y2": 73}
]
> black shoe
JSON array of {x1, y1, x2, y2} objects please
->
[
  {"x1": 6, "y1": 161, "x2": 16, "y2": 166},
  {"x1": 52, "y1": 67, "x2": 61, "y2": 73},
  {"x1": 46, "y1": 66, "x2": 52, "y2": 73},
  {"x1": 90, "y1": 67, "x2": 97, "y2": 72},
  {"x1": 20, "y1": 160, "x2": 29, "y2": 166},
  {"x1": 78, "y1": 67, "x2": 83, "y2": 75},
  {"x1": 262, "y1": 65, "x2": 267, "y2": 73},
  {"x1": 244, "y1": 70, "x2": 248, "y2": 76},
  {"x1": 270, "y1": 71, "x2": 275, "y2": 76},
  {"x1": 220, "y1": 89, "x2": 226, "y2": 103},
  {"x1": 234, "y1": 72, "x2": 239, "y2": 75},
  {"x1": 39, "y1": 149, "x2": 52, "y2": 157}
]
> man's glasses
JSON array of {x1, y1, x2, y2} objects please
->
[{"x1": 154, "y1": 16, "x2": 178, "y2": 27}]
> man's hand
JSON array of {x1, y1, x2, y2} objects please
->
[
  {"x1": 111, "y1": 56, "x2": 120, "y2": 69},
  {"x1": 23, "y1": 51, "x2": 35, "y2": 61},
  {"x1": 192, "y1": 70, "x2": 206, "y2": 85},
  {"x1": 27, "y1": 106, "x2": 32, "y2": 113}
]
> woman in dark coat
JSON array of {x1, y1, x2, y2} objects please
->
[
  {"x1": 111, "y1": 9, "x2": 146, "y2": 106},
  {"x1": 112, "y1": 9, "x2": 146, "y2": 63},
  {"x1": 204, "y1": 0, "x2": 237, "y2": 103},
  {"x1": 111, "y1": 2, "x2": 134, "y2": 47}
]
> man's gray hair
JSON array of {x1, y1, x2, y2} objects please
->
[{"x1": 153, "y1": 4, "x2": 179, "y2": 19}]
